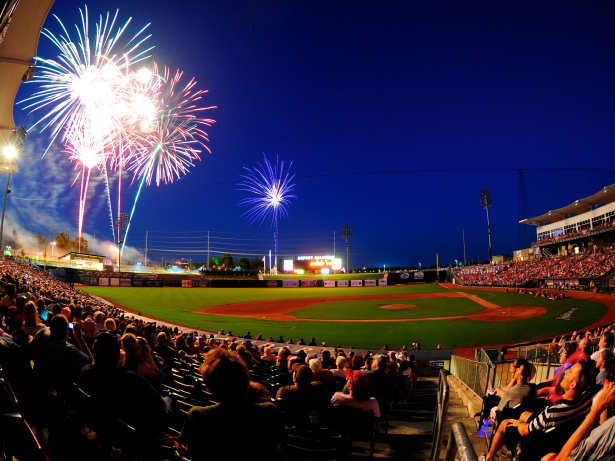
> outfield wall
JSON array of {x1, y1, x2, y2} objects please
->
[{"x1": 210, "y1": 279, "x2": 390, "y2": 288}]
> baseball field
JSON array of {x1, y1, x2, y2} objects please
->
[{"x1": 78, "y1": 283, "x2": 614, "y2": 350}]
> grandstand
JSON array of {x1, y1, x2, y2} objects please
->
[{"x1": 3, "y1": 2, "x2": 615, "y2": 461}]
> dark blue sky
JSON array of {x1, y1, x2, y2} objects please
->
[{"x1": 10, "y1": 1, "x2": 615, "y2": 268}]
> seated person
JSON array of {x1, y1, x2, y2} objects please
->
[
  {"x1": 277, "y1": 363, "x2": 330, "y2": 413},
  {"x1": 31, "y1": 314, "x2": 91, "y2": 383},
  {"x1": 80, "y1": 332, "x2": 170, "y2": 434},
  {"x1": 496, "y1": 358, "x2": 537, "y2": 416},
  {"x1": 480, "y1": 360, "x2": 594, "y2": 461},
  {"x1": 330, "y1": 356, "x2": 348, "y2": 379},
  {"x1": 494, "y1": 359, "x2": 524, "y2": 398},
  {"x1": 366, "y1": 354, "x2": 394, "y2": 419},
  {"x1": 310, "y1": 357, "x2": 335, "y2": 384},
  {"x1": 595, "y1": 350, "x2": 612, "y2": 389},
  {"x1": 179, "y1": 349, "x2": 282, "y2": 460},
  {"x1": 331, "y1": 370, "x2": 381, "y2": 417},
  {"x1": 543, "y1": 381, "x2": 615, "y2": 461},
  {"x1": 590, "y1": 332, "x2": 614, "y2": 362}
]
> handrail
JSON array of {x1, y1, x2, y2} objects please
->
[
  {"x1": 430, "y1": 369, "x2": 450, "y2": 461},
  {"x1": 445, "y1": 422, "x2": 479, "y2": 461},
  {"x1": 450, "y1": 356, "x2": 490, "y2": 398}
]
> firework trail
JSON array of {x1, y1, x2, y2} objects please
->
[
  {"x1": 20, "y1": 7, "x2": 153, "y2": 245},
  {"x1": 22, "y1": 8, "x2": 216, "y2": 254},
  {"x1": 238, "y1": 154, "x2": 297, "y2": 269},
  {"x1": 121, "y1": 64, "x2": 216, "y2": 252},
  {"x1": 21, "y1": 7, "x2": 153, "y2": 154}
]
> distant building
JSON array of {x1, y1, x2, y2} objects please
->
[
  {"x1": 58, "y1": 252, "x2": 105, "y2": 270},
  {"x1": 492, "y1": 254, "x2": 513, "y2": 264},
  {"x1": 520, "y1": 184, "x2": 615, "y2": 257}
]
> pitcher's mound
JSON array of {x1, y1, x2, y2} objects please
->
[{"x1": 380, "y1": 304, "x2": 417, "y2": 309}]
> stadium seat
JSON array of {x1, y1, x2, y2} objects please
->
[
  {"x1": 282, "y1": 426, "x2": 351, "y2": 461},
  {"x1": 0, "y1": 413, "x2": 46, "y2": 461},
  {"x1": 320, "y1": 406, "x2": 376, "y2": 458}
]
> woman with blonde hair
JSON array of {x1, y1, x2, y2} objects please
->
[
  {"x1": 21, "y1": 300, "x2": 46, "y2": 337},
  {"x1": 121, "y1": 333, "x2": 161, "y2": 389}
]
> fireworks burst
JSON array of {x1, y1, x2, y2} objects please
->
[
  {"x1": 238, "y1": 154, "x2": 297, "y2": 268},
  {"x1": 121, "y1": 64, "x2": 216, "y2": 251},
  {"x1": 21, "y1": 7, "x2": 216, "y2": 255},
  {"x1": 21, "y1": 7, "x2": 153, "y2": 153}
]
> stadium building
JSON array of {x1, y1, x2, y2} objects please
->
[{"x1": 520, "y1": 184, "x2": 615, "y2": 258}]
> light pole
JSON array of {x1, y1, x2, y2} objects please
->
[
  {"x1": 51, "y1": 241, "x2": 56, "y2": 259},
  {"x1": 479, "y1": 189, "x2": 493, "y2": 263},
  {"x1": 341, "y1": 225, "x2": 353, "y2": 273},
  {"x1": 0, "y1": 127, "x2": 25, "y2": 253}
]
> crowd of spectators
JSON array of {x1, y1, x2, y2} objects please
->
[
  {"x1": 0, "y1": 257, "x2": 428, "y2": 459},
  {"x1": 478, "y1": 325, "x2": 615, "y2": 461},
  {"x1": 535, "y1": 220, "x2": 615, "y2": 247},
  {"x1": 455, "y1": 247, "x2": 615, "y2": 287}
]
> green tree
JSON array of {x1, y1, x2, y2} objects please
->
[
  {"x1": 219, "y1": 253, "x2": 234, "y2": 269},
  {"x1": 72, "y1": 236, "x2": 88, "y2": 253},
  {"x1": 250, "y1": 257, "x2": 263, "y2": 272},
  {"x1": 236, "y1": 256, "x2": 250, "y2": 271},
  {"x1": 5, "y1": 229, "x2": 21, "y2": 251},
  {"x1": 55, "y1": 232, "x2": 71, "y2": 250},
  {"x1": 35, "y1": 234, "x2": 47, "y2": 251}
]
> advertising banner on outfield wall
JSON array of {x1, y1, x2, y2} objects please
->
[
  {"x1": 133, "y1": 279, "x2": 144, "y2": 287},
  {"x1": 301, "y1": 280, "x2": 317, "y2": 287},
  {"x1": 324, "y1": 281, "x2": 336, "y2": 287},
  {"x1": 144, "y1": 280, "x2": 163, "y2": 287},
  {"x1": 120, "y1": 279, "x2": 131, "y2": 287},
  {"x1": 89, "y1": 277, "x2": 97, "y2": 286},
  {"x1": 99, "y1": 278, "x2": 109, "y2": 286},
  {"x1": 378, "y1": 279, "x2": 387, "y2": 286},
  {"x1": 337, "y1": 281, "x2": 349, "y2": 287},
  {"x1": 365, "y1": 280, "x2": 376, "y2": 286},
  {"x1": 283, "y1": 280, "x2": 299, "y2": 288},
  {"x1": 182, "y1": 280, "x2": 193, "y2": 288},
  {"x1": 351, "y1": 280, "x2": 363, "y2": 287},
  {"x1": 110, "y1": 278, "x2": 120, "y2": 286}
]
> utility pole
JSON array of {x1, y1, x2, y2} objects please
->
[
  {"x1": 479, "y1": 189, "x2": 493, "y2": 264},
  {"x1": 207, "y1": 231, "x2": 210, "y2": 271},
  {"x1": 333, "y1": 231, "x2": 336, "y2": 273},
  {"x1": 341, "y1": 226, "x2": 353, "y2": 273},
  {"x1": 463, "y1": 230, "x2": 467, "y2": 266},
  {"x1": 116, "y1": 213, "x2": 128, "y2": 272},
  {"x1": 144, "y1": 231, "x2": 148, "y2": 267}
]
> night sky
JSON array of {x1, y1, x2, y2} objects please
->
[{"x1": 9, "y1": 1, "x2": 615, "y2": 268}]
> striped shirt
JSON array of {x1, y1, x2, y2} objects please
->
[{"x1": 528, "y1": 391, "x2": 593, "y2": 435}]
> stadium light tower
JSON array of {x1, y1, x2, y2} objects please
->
[
  {"x1": 479, "y1": 189, "x2": 493, "y2": 263},
  {"x1": 0, "y1": 126, "x2": 25, "y2": 253},
  {"x1": 341, "y1": 225, "x2": 353, "y2": 273}
]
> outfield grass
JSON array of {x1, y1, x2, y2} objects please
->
[{"x1": 79, "y1": 285, "x2": 609, "y2": 350}]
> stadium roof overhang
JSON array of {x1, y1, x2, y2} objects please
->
[
  {"x1": 520, "y1": 184, "x2": 615, "y2": 226},
  {"x1": 0, "y1": 0, "x2": 54, "y2": 171}
]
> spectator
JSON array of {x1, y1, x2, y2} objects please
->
[
  {"x1": 21, "y1": 300, "x2": 46, "y2": 337},
  {"x1": 31, "y1": 314, "x2": 91, "y2": 382},
  {"x1": 481, "y1": 360, "x2": 594, "y2": 461},
  {"x1": 277, "y1": 363, "x2": 329, "y2": 413},
  {"x1": 331, "y1": 356, "x2": 348, "y2": 379},
  {"x1": 310, "y1": 357, "x2": 335, "y2": 385},
  {"x1": 331, "y1": 370, "x2": 381, "y2": 417},
  {"x1": 178, "y1": 349, "x2": 282, "y2": 459},
  {"x1": 80, "y1": 332, "x2": 170, "y2": 434},
  {"x1": 366, "y1": 354, "x2": 394, "y2": 421}
]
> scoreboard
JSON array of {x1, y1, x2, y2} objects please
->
[{"x1": 283, "y1": 255, "x2": 343, "y2": 274}]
